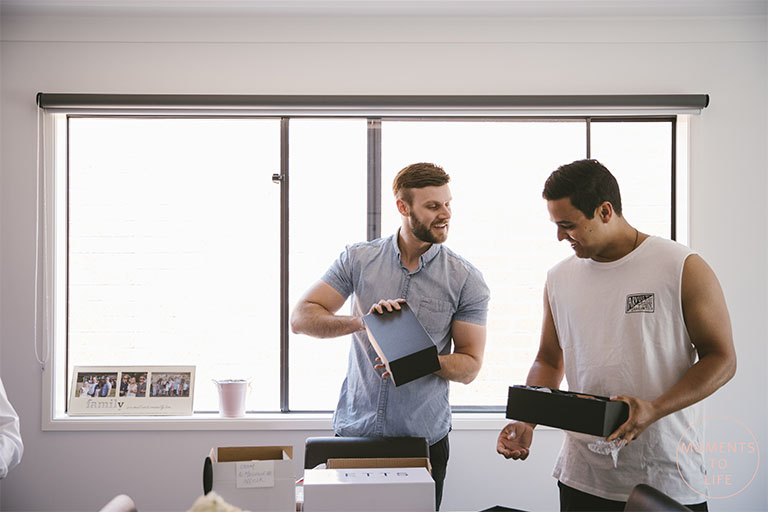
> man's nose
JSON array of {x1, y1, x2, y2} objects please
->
[{"x1": 557, "y1": 227, "x2": 568, "y2": 241}]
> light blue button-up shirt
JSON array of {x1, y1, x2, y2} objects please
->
[{"x1": 322, "y1": 231, "x2": 490, "y2": 445}]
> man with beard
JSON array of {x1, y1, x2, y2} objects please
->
[{"x1": 291, "y1": 162, "x2": 490, "y2": 510}]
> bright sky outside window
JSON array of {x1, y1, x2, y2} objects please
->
[
  {"x1": 288, "y1": 119, "x2": 367, "y2": 411},
  {"x1": 67, "y1": 118, "x2": 281, "y2": 412}
]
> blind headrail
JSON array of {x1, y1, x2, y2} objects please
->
[{"x1": 36, "y1": 93, "x2": 709, "y2": 113}]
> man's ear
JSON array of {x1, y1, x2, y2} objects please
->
[
  {"x1": 597, "y1": 201, "x2": 614, "y2": 223},
  {"x1": 396, "y1": 198, "x2": 410, "y2": 217}
]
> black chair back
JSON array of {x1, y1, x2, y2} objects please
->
[
  {"x1": 304, "y1": 436, "x2": 429, "y2": 469},
  {"x1": 624, "y1": 484, "x2": 693, "y2": 511}
]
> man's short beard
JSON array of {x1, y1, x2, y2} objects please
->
[{"x1": 410, "y1": 213, "x2": 447, "y2": 244}]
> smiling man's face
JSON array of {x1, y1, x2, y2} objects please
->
[{"x1": 405, "y1": 184, "x2": 452, "y2": 244}]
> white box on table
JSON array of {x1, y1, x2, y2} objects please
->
[
  {"x1": 303, "y1": 457, "x2": 434, "y2": 512},
  {"x1": 206, "y1": 445, "x2": 295, "y2": 511}
]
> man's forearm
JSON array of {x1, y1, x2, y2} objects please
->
[
  {"x1": 651, "y1": 352, "x2": 736, "y2": 420},
  {"x1": 525, "y1": 359, "x2": 564, "y2": 389},
  {"x1": 290, "y1": 302, "x2": 363, "y2": 339},
  {"x1": 606, "y1": 352, "x2": 736, "y2": 443},
  {"x1": 435, "y1": 353, "x2": 481, "y2": 384}
]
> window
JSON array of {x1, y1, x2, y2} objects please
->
[
  {"x1": 39, "y1": 96, "x2": 689, "y2": 418},
  {"x1": 379, "y1": 119, "x2": 674, "y2": 408},
  {"x1": 288, "y1": 119, "x2": 367, "y2": 411},
  {"x1": 66, "y1": 118, "x2": 282, "y2": 412}
]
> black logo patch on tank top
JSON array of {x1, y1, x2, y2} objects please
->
[{"x1": 626, "y1": 293, "x2": 654, "y2": 313}]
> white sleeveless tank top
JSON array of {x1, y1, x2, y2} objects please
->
[{"x1": 547, "y1": 236, "x2": 706, "y2": 503}]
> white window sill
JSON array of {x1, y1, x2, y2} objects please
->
[{"x1": 43, "y1": 411, "x2": 513, "y2": 431}]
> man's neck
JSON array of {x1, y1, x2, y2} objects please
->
[
  {"x1": 592, "y1": 222, "x2": 642, "y2": 262},
  {"x1": 397, "y1": 229, "x2": 432, "y2": 271}
]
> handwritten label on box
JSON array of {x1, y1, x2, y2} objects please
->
[{"x1": 236, "y1": 460, "x2": 275, "y2": 488}]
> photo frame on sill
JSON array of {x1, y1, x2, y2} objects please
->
[{"x1": 68, "y1": 365, "x2": 195, "y2": 416}]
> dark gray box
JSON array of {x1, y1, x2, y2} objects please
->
[
  {"x1": 505, "y1": 385, "x2": 629, "y2": 437},
  {"x1": 362, "y1": 302, "x2": 441, "y2": 387}
]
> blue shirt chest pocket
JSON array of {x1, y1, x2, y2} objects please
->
[{"x1": 416, "y1": 298, "x2": 455, "y2": 349}]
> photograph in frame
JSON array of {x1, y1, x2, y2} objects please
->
[{"x1": 69, "y1": 365, "x2": 195, "y2": 416}]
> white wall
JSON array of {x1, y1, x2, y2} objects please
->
[{"x1": 1, "y1": 11, "x2": 766, "y2": 512}]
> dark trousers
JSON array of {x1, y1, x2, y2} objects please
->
[
  {"x1": 429, "y1": 433, "x2": 450, "y2": 511},
  {"x1": 558, "y1": 481, "x2": 708, "y2": 512}
]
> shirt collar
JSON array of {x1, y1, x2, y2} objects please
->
[{"x1": 391, "y1": 228, "x2": 442, "y2": 269}]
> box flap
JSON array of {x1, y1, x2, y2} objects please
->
[
  {"x1": 326, "y1": 457, "x2": 432, "y2": 475},
  {"x1": 361, "y1": 302, "x2": 440, "y2": 386},
  {"x1": 362, "y1": 302, "x2": 436, "y2": 360},
  {"x1": 214, "y1": 445, "x2": 293, "y2": 463}
]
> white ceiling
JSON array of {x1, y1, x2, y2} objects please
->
[{"x1": 1, "y1": 0, "x2": 766, "y2": 17}]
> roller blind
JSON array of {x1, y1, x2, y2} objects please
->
[{"x1": 36, "y1": 93, "x2": 709, "y2": 116}]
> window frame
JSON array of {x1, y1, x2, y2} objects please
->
[{"x1": 37, "y1": 100, "x2": 693, "y2": 430}]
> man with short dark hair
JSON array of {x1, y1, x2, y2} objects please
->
[
  {"x1": 138, "y1": 375, "x2": 147, "y2": 397},
  {"x1": 292, "y1": 162, "x2": 490, "y2": 509},
  {"x1": 497, "y1": 159, "x2": 736, "y2": 511},
  {"x1": 119, "y1": 374, "x2": 129, "y2": 397}
]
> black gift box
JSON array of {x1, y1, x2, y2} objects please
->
[
  {"x1": 361, "y1": 302, "x2": 441, "y2": 387},
  {"x1": 505, "y1": 385, "x2": 629, "y2": 437}
]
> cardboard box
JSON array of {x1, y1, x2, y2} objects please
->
[
  {"x1": 362, "y1": 302, "x2": 441, "y2": 387},
  {"x1": 327, "y1": 457, "x2": 432, "y2": 475},
  {"x1": 204, "y1": 445, "x2": 295, "y2": 511},
  {"x1": 303, "y1": 457, "x2": 435, "y2": 512},
  {"x1": 505, "y1": 385, "x2": 629, "y2": 437}
]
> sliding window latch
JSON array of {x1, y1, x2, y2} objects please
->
[{"x1": 271, "y1": 173, "x2": 284, "y2": 184}]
